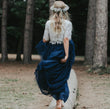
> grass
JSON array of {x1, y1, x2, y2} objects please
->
[{"x1": 0, "y1": 77, "x2": 40, "y2": 109}]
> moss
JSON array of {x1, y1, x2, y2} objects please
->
[{"x1": 87, "y1": 66, "x2": 110, "y2": 75}]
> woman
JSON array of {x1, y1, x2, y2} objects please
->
[{"x1": 34, "y1": 1, "x2": 75, "y2": 109}]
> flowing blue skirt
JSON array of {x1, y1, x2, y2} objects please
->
[{"x1": 34, "y1": 39, "x2": 75, "y2": 102}]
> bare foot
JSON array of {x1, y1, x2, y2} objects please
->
[
  {"x1": 56, "y1": 100, "x2": 62, "y2": 109},
  {"x1": 61, "y1": 103, "x2": 64, "y2": 107}
]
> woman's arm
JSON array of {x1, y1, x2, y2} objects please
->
[
  {"x1": 60, "y1": 21, "x2": 72, "y2": 63},
  {"x1": 60, "y1": 37, "x2": 69, "y2": 63},
  {"x1": 43, "y1": 38, "x2": 49, "y2": 43}
]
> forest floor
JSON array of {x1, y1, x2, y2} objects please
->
[{"x1": 0, "y1": 54, "x2": 110, "y2": 109}]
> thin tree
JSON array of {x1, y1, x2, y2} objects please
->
[
  {"x1": 16, "y1": 0, "x2": 27, "y2": 61},
  {"x1": 29, "y1": 0, "x2": 34, "y2": 62},
  {"x1": 23, "y1": 0, "x2": 34, "y2": 64},
  {"x1": 92, "y1": 0, "x2": 108, "y2": 71},
  {"x1": 49, "y1": 0, "x2": 55, "y2": 15},
  {"x1": 16, "y1": 34, "x2": 23, "y2": 61},
  {"x1": 1, "y1": 0, "x2": 8, "y2": 62},
  {"x1": 85, "y1": 0, "x2": 96, "y2": 65}
]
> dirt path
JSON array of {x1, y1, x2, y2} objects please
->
[
  {"x1": 0, "y1": 61, "x2": 52, "y2": 109},
  {"x1": 73, "y1": 65, "x2": 110, "y2": 109},
  {"x1": 0, "y1": 55, "x2": 110, "y2": 109}
]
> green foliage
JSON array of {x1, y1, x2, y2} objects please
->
[
  {"x1": 0, "y1": 0, "x2": 110, "y2": 55},
  {"x1": 6, "y1": 1, "x2": 26, "y2": 53},
  {"x1": 34, "y1": 0, "x2": 49, "y2": 27},
  {"x1": 87, "y1": 66, "x2": 110, "y2": 75},
  {"x1": 7, "y1": 26, "x2": 22, "y2": 39},
  {"x1": 9, "y1": 0, "x2": 26, "y2": 21},
  {"x1": 36, "y1": 18, "x2": 46, "y2": 27}
]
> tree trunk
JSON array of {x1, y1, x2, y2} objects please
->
[
  {"x1": 85, "y1": 0, "x2": 96, "y2": 65},
  {"x1": 29, "y1": 0, "x2": 34, "y2": 62},
  {"x1": 1, "y1": 0, "x2": 8, "y2": 62},
  {"x1": 92, "y1": 0, "x2": 108, "y2": 70},
  {"x1": 16, "y1": 35, "x2": 23, "y2": 61},
  {"x1": 23, "y1": 0, "x2": 34, "y2": 64},
  {"x1": 49, "y1": 0, "x2": 55, "y2": 15}
]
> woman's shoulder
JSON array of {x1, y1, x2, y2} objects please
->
[
  {"x1": 63, "y1": 20, "x2": 72, "y2": 25},
  {"x1": 45, "y1": 20, "x2": 51, "y2": 26},
  {"x1": 45, "y1": 19, "x2": 72, "y2": 28},
  {"x1": 45, "y1": 19, "x2": 72, "y2": 24},
  {"x1": 45, "y1": 20, "x2": 54, "y2": 28},
  {"x1": 46, "y1": 19, "x2": 54, "y2": 24}
]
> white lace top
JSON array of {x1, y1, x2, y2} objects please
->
[{"x1": 43, "y1": 19, "x2": 72, "y2": 44}]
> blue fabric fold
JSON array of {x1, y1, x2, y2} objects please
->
[{"x1": 34, "y1": 39, "x2": 75, "y2": 102}]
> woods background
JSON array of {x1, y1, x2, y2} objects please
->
[
  {"x1": 0, "y1": 1, "x2": 110, "y2": 108},
  {"x1": 0, "y1": 0, "x2": 110, "y2": 71},
  {"x1": 0, "y1": 0, "x2": 109, "y2": 55}
]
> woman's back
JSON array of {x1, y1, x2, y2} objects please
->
[
  {"x1": 34, "y1": 1, "x2": 76, "y2": 107},
  {"x1": 43, "y1": 19, "x2": 73, "y2": 44}
]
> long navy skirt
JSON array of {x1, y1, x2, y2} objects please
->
[{"x1": 34, "y1": 39, "x2": 75, "y2": 102}]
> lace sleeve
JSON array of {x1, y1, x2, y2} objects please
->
[
  {"x1": 43, "y1": 21, "x2": 49, "y2": 41},
  {"x1": 64, "y1": 21, "x2": 72, "y2": 40}
]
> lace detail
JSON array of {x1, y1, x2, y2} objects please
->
[{"x1": 43, "y1": 20, "x2": 73, "y2": 43}]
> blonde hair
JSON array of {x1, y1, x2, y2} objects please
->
[{"x1": 49, "y1": 1, "x2": 70, "y2": 33}]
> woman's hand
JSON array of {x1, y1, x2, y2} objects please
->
[
  {"x1": 43, "y1": 38, "x2": 49, "y2": 43},
  {"x1": 60, "y1": 55, "x2": 68, "y2": 63}
]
